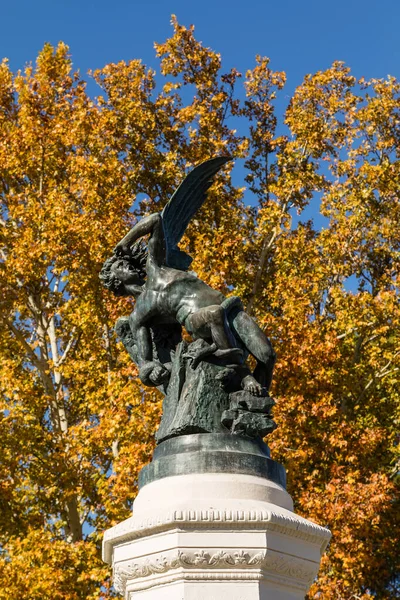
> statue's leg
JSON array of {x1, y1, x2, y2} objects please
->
[
  {"x1": 188, "y1": 305, "x2": 236, "y2": 349},
  {"x1": 184, "y1": 306, "x2": 243, "y2": 368},
  {"x1": 230, "y1": 310, "x2": 276, "y2": 391},
  {"x1": 209, "y1": 305, "x2": 237, "y2": 349}
]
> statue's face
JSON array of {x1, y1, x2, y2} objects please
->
[{"x1": 111, "y1": 259, "x2": 144, "y2": 288}]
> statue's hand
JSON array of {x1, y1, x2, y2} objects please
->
[
  {"x1": 149, "y1": 364, "x2": 170, "y2": 386},
  {"x1": 114, "y1": 242, "x2": 130, "y2": 257},
  {"x1": 139, "y1": 361, "x2": 171, "y2": 387}
]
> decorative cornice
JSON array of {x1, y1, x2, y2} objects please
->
[
  {"x1": 114, "y1": 549, "x2": 318, "y2": 595},
  {"x1": 103, "y1": 508, "x2": 331, "y2": 563}
]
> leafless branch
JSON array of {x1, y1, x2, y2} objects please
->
[
  {"x1": 58, "y1": 330, "x2": 81, "y2": 368},
  {"x1": 358, "y1": 351, "x2": 400, "y2": 401},
  {"x1": 246, "y1": 198, "x2": 290, "y2": 316},
  {"x1": 336, "y1": 321, "x2": 375, "y2": 340},
  {"x1": 5, "y1": 318, "x2": 44, "y2": 371}
]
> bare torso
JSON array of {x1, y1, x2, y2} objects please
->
[{"x1": 131, "y1": 263, "x2": 225, "y2": 330}]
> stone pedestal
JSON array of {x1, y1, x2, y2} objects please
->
[{"x1": 103, "y1": 435, "x2": 330, "y2": 599}]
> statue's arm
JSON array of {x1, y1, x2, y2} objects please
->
[
  {"x1": 115, "y1": 213, "x2": 164, "y2": 262},
  {"x1": 130, "y1": 313, "x2": 170, "y2": 387}
]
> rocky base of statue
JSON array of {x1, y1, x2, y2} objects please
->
[
  {"x1": 103, "y1": 434, "x2": 331, "y2": 599},
  {"x1": 117, "y1": 317, "x2": 276, "y2": 443},
  {"x1": 222, "y1": 391, "x2": 276, "y2": 438}
]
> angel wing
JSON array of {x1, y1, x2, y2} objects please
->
[{"x1": 161, "y1": 156, "x2": 232, "y2": 270}]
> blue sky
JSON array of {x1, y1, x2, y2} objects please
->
[{"x1": 1, "y1": 0, "x2": 398, "y2": 93}]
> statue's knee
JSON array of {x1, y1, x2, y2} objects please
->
[{"x1": 209, "y1": 305, "x2": 224, "y2": 324}]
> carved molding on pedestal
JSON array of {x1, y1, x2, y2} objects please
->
[
  {"x1": 103, "y1": 507, "x2": 331, "y2": 563},
  {"x1": 114, "y1": 549, "x2": 318, "y2": 595}
]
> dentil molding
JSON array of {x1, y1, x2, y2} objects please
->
[{"x1": 103, "y1": 508, "x2": 331, "y2": 563}]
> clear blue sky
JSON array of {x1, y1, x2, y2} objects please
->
[{"x1": 1, "y1": 0, "x2": 398, "y2": 93}]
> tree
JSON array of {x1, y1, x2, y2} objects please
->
[{"x1": 0, "y1": 17, "x2": 398, "y2": 599}]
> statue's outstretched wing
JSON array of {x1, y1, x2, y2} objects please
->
[{"x1": 161, "y1": 156, "x2": 232, "y2": 270}]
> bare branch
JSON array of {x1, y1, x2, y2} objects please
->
[
  {"x1": 58, "y1": 330, "x2": 81, "y2": 367},
  {"x1": 53, "y1": 277, "x2": 61, "y2": 294},
  {"x1": 378, "y1": 367, "x2": 399, "y2": 379},
  {"x1": 336, "y1": 321, "x2": 375, "y2": 340},
  {"x1": 246, "y1": 198, "x2": 290, "y2": 316},
  {"x1": 112, "y1": 439, "x2": 119, "y2": 459},
  {"x1": 5, "y1": 318, "x2": 45, "y2": 371},
  {"x1": 358, "y1": 351, "x2": 400, "y2": 401},
  {"x1": 321, "y1": 274, "x2": 342, "y2": 319}
]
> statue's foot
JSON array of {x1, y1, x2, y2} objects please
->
[
  {"x1": 183, "y1": 343, "x2": 217, "y2": 369},
  {"x1": 184, "y1": 345, "x2": 244, "y2": 369},
  {"x1": 214, "y1": 347, "x2": 244, "y2": 364},
  {"x1": 241, "y1": 374, "x2": 265, "y2": 397}
]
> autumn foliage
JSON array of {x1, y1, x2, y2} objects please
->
[{"x1": 0, "y1": 17, "x2": 399, "y2": 599}]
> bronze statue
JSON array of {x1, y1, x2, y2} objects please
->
[{"x1": 100, "y1": 158, "x2": 276, "y2": 441}]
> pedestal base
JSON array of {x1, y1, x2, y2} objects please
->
[
  {"x1": 103, "y1": 470, "x2": 330, "y2": 599},
  {"x1": 126, "y1": 580, "x2": 308, "y2": 600}
]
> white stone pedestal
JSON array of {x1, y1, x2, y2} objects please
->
[{"x1": 103, "y1": 471, "x2": 330, "y2": 599}]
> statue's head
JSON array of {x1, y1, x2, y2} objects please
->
[{"x1": 100, "y1": 242, "x2": 147, "y2": 297}]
